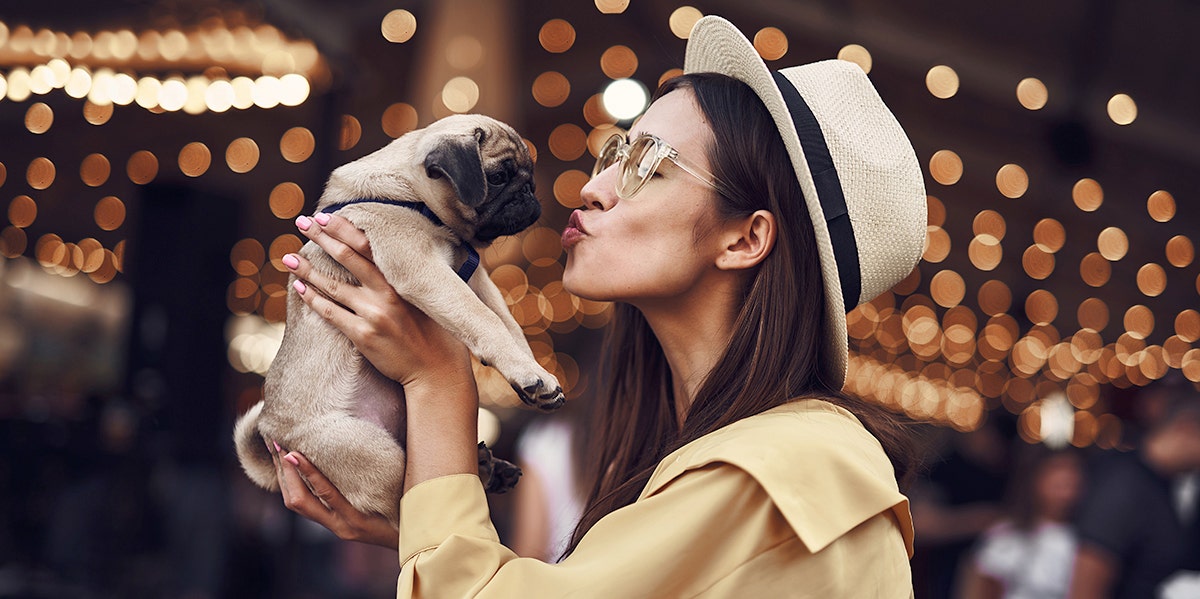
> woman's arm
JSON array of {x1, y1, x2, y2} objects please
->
[{"x1": 275, "y1": 213, "x2": 479, "y2": 538}]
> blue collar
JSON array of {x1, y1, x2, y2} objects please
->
[{"x1": 318, "y1": 198, "x2": 479, "y2": 283}]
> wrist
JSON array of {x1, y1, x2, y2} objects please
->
[{"x1": 403, "y1": 371, "x2": 480, "y2": 492}]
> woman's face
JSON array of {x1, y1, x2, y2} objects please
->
[
  {"x1": 562, "y1": 89, "x2": 727, "y2": 304},
  {"x1": 1035, "y1": 453, "x2": 1083, "y2": 522}
]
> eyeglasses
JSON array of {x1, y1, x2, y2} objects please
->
[{"x1": 592, "y1": 134, "x2": 730, "y2": 200}]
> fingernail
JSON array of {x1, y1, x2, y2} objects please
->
[
  {"x1": 296, "y1": 215, "x2": 311, "y2": 231},
  {"x1": 293, "y1": 280, "x2": 307, "y2": 294},
  {"x1": 313, "y1": 212, "x2": 330, "y2": 226},
  {"x1": 283, "y1": 453, "x2": 300, "y2": 466},
  {"x1": 273, "y1": 441, "x2": 283, "y2": 453},
  {"x1": 281, "y1": 254, "x2": 299, "y2": 270}
]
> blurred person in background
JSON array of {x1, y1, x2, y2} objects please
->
[
  {"x1": 1068, "y1": 375, "x2": 1200, "y2": 599},
  {"x1": 960, "y1": 445, "x2": 1084, "y2": 599},
  {"x1": 509, "y1": 400, "x2": 588, "y2": 562}
]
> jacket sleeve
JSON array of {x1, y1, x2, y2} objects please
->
[{"x1": 397, "y1": 464, "x2": 798, "y2": 598}]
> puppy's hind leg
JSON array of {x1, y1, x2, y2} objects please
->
[{"x1": 284, "y1": 414, "x2": 408, "y2": 527}]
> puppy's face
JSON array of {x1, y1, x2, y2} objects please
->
[
  {"x1": 420, "y1": 115, "x2": 540, "y2": 243},
  {"x1": 321, "y1": 114, "x2": 540, "y2": 245}
]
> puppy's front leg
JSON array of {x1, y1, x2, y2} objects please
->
[
  {"x1": 468, "y1": 266, "x2": 534, "y2": 361},
  {"x1": 371, "y1": 238, "x2": 564, "y2": 410}
]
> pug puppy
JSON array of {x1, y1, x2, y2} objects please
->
[{"x1": 234, "y1": 114, "x2": 564, "y2": 526}]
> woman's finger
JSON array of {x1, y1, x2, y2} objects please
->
[
  {"x1": 282, "y1": 251, "x2": 363, "y2": 312},
  {"x1": 286, "y1": 451, "x2": 357, "y2": 514},
  {"x1": 296, "y1": 214, "x2": 391, "y2": 290},
  {"x1": 276, "y1": 447, "x2": 336, "y2": 527},
  {"x1": 313, "y1": 212, "x2": 373, "y2": 260},
  {"x1": 291, "y1": 277, "x2": 373, "y2": 339}
]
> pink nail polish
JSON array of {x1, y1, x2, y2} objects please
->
[
  {"x1": 283, "y1": 453, "x2": 300, "y2": 466},
  {"x1": 293, "y1": 280, "x2": 306, "y2": 294},
  {"x1": 296, "y1": 215, "x2": 311, "y2": 231},
  {"x1": 281, "y1": 254, "x2": 299, "y2": 269},
  {"x1": 313, "y1": 212, "x2": 330, "y2": 226},
  {"x1": 273, "y1": 441, "x2": 282, "y2": 453}
]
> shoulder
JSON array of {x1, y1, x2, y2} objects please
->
[{"x1": 640, "y1": 398, "x2": 913, "y2": 555}]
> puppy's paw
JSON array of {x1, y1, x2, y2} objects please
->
[
  {"x1": 477, "y1": 442, "x2": 522, "y2": 494},
  {"x1": 511, "y1": 378, "x2": 565, "y2": 411}
]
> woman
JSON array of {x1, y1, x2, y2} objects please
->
[
  {"x1": 961, "y1": 446, "x2": 1084, "y2": 599},
  {"x1": 272, "y1": 16, "x2": 926, "y2": 596}
]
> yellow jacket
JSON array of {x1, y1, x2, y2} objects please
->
[{"x1": 397, "y1": 398, "x2": 915, "y2": 597}]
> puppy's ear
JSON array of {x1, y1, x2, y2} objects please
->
[{"x1": 424, "y1": 128, "x2": 486, "y2": 207}]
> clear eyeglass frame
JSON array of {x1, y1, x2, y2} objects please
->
[{"x1": 592, "y1": 133, "x2": 730, "y2": 200}]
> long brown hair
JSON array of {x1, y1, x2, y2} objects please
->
[{"x1": 564, "y1": 73, "x2": 913, "y2": 557}]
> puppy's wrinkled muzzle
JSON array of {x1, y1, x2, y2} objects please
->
[{"x1": 477, "y1": 194, "x2": 541, "y2": 242}]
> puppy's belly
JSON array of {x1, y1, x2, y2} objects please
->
[{"x1": 348, "y1": 370, "x2": 407, "y2": 445}]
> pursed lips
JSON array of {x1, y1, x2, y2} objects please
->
[{"x1": 561, "y1": 209, "x2": 587, "y2": 249}]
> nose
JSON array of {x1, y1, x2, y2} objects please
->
[{"x1": 580, "y1": 165, "x2": 619, "y2": 211}]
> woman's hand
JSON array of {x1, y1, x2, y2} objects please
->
[
  {"x1": 271, "y1": 441, "x2": 399, "y2": 549},
  {"x1": 284, "y1": 212, "x2": 471, "y2": 387}
]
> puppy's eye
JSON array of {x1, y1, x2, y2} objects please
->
[{"x1": 487, "y1": 172, "x2": 509, "y2": 186}]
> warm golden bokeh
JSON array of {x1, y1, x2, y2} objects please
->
[
  {"x1": 1146, "y1": 190, "x2": 1176, "y2": 222},
  {"x1": 126, "y1": 150, "x2": 158, "y2": 184},
  {"x1": 25, "y1": 102, "x2": 53, "y2": 133},
  {"x1": 1033, "y1": 218, "x2": 1066, "y2": 252},
  {"x1": 8, "y1": 195, "x2": 36, "y2": 228},
  {"x1": 1107, "y1": 93, "x2": 1137, "y2": 125},
  {"x1": 668, "y1": 6, "x2": 704, "y2": 39},
  {"x1": 837, "y1": 44, "x2": 873, "y2": 73},
  {"x1": 532, "y1": 71, "x2": 571, "y2": 108},
  {"x1": 178, "y1": 142, "x2": 211, "y2": 177},
  {"x1": 26, "y1": 157, "x2": 55, "y2": 189},
  {"x1": 1096, "y1": 227, "x2": 1129, "y2": 261},
  {"x1": 1136, "y1": 263, "x2": 1167, "y2": 297},
  {"x1": 338, "y1": 114, "x2": 362, "y2": 150},
  {"x1": 1077, "y1": 298, "x2": 1110, "y2": 332},
  {"x1": 280, "y1": 127, "x2": 315, "y2": 163},
  {"x1": 968, "y1": 234, "x2": 1002, "y2": 271},
  {"x1": 929, "y1": 149, "x2": 963, "y2": 185},
  {"x1": 753, "y1": 27, "x2": 788, "y2": 61},
  {"x1": 973, "y1": 209, "x2": 1007, "y2": 239},
  {"x1": 268, "y1": 182, "x2": 305, "y2": 220},
  {"x1": 926, "y1": 65, "x2": 960, "y2": 99},
  {"x1": 1079, "y1": 252, "x2": 1111, "y2": 287},
  {"x1": 1072, "y1": 178, "x2": 1103, "y2": 212},
  {"x1": 923, "y1": 226, "x2": 951, "y2": 263},
  {"x1": 1016, "y1": 77, "x2": 1048, "y2": 110},
  {"x1": 93, "y1": 195, "x2": 125, "y2": 231},
  {"x1": 381, "y1": 9, "x2": 417, "y2": 44},
  {"x1": 548, "y1": 124, "x2": 587, "y2": 161},
  {"x1": 995, "y1": 163, "x2": 1028, "y2": 198},
  {"x1": 600, "y1": 45, "x2": 638, "y2": 79},
  {"x1": 1022, "y1": 245, "x2": 1055, "y2": 280},
  {"x1": 1165, "y1": 235, "x2": 1193, "y2": 268},
  {"x1": 381, "y1": 103, "x2": 419, "y2": 138},
  {"x1": 553, "y1": 170, "x2": 589, "y2": 208},
  {"x1": 80, "y1": 153, "x2": 110, "y2": 187},
  {"x1": 539, "y1": 19, "x2": 576, "y2": 53}
]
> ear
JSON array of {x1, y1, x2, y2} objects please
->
[
  {"x1": 715, "y1": 210, "x2": 776, "y2": 271},
  {"x1": 423, "y1": 128, "x2": 486, "y2": 206}
]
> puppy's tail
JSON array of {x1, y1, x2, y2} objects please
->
[{"x1": 233, "y1": 401, "x2": 279, "y2": 491}]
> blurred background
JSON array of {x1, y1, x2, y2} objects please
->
[{"x1": 0, "y1": 0, "x2": 1197, "y2": 597}]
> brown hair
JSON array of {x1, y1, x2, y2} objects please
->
[{"x1": 564, "y1": 73, "x2": 913, "y2": 557}]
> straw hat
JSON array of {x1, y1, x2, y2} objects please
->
[{"x1": 685, "y1": 16, "x2": 927, "y2": 390}]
